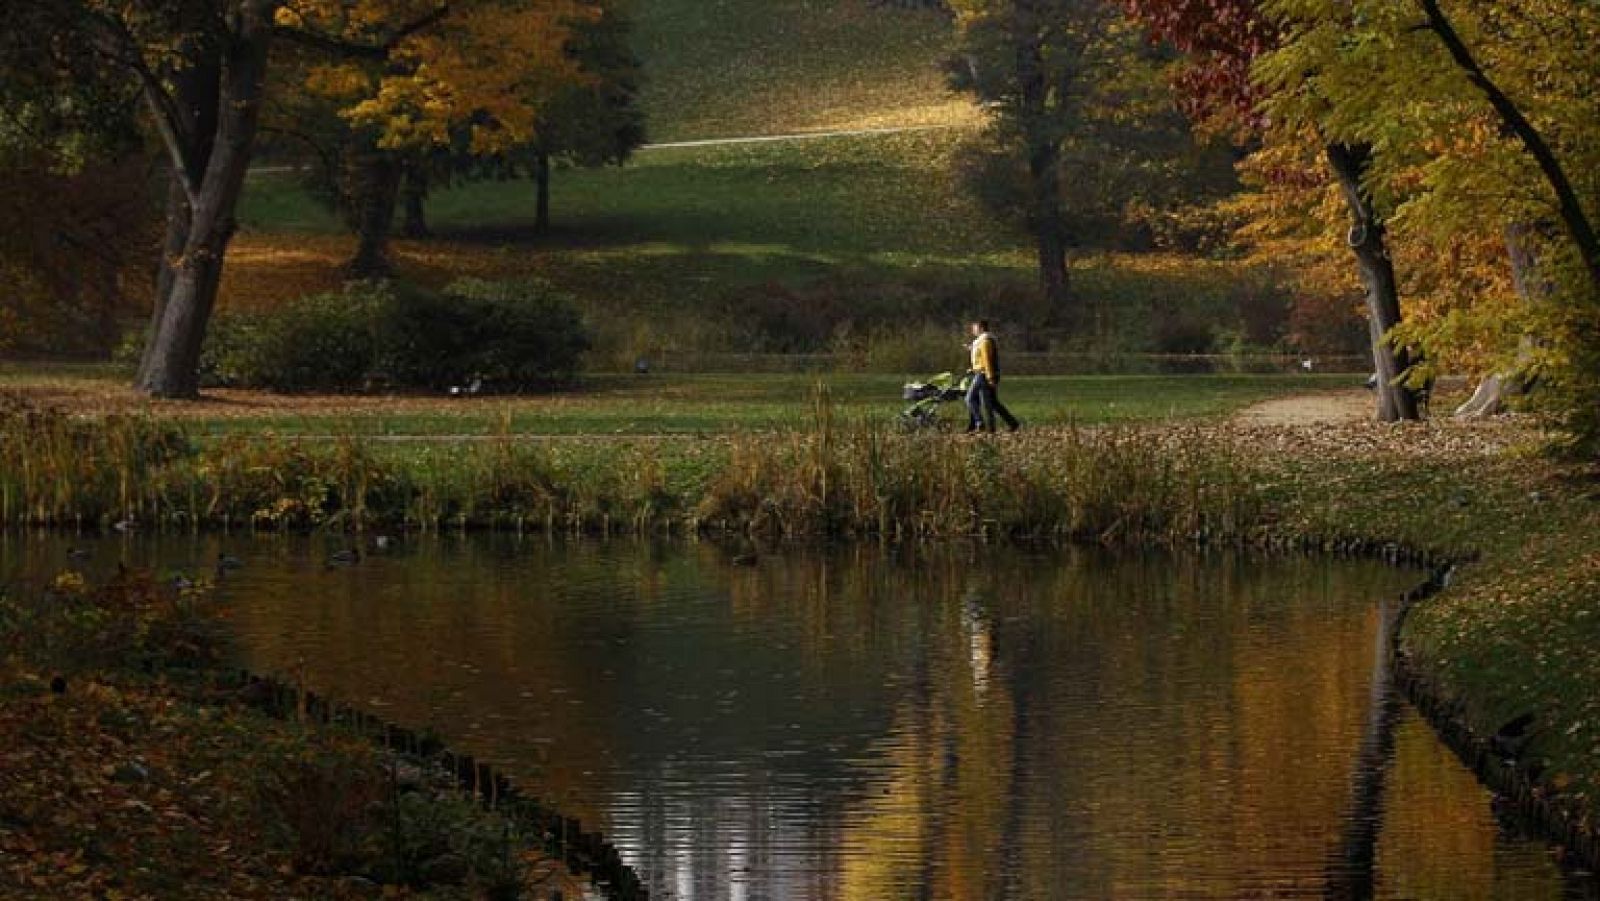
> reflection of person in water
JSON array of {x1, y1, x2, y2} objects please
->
[{"x1": 961, "y1": 591, "x2": 994, "y2": 702}]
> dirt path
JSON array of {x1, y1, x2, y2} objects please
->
[{"x1": 1232, "y1": 390, "x2": 1372, "y2": 427}]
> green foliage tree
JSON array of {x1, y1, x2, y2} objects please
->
[
  {"x1": 1, "y1": 0, "x2": 586, "y2": 397},
  {"x1": 946, "y1": 0, "x2": 1124, "y2": 314},
  {"x1": 0, "y1": 3, "x2": 155, "y2": 355}
]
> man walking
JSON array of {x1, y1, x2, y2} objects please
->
[{"x1": 966, "y1": 320, "x2": 1020, "y2": 433}]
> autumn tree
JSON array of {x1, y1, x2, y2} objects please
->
[
  {"x1": 946, "y1": 0, "x2": 1128, "y2": 314},
  {"x1": 1125, "y1": 0, "x2": 1422, "y2": 420},
  {"x1": 281, "y1": 0, "x2": 591, "y2": 275},
  {"x1": 0, "y1": 11, "x2": 155, "y2": 355},
  {"x1": 1254, "y1": 0, "x2": 1600, "y2": 443},
  {"x1": 2, "y1": 0, "x2": 585, "y2": 398},
  {"x1": 384, "y1": 2, "x2": 645, "y2": 244}
]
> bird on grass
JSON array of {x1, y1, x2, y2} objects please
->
[{"x1": 215, "y1": 553, "x2": 244, "y2": 575}]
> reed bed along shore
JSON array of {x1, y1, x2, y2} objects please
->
[
  {"x1": 4, "y1": 394, "x2": 1597, "y2": 858},
  {"x1": 0, "y1": 395, "x2": 1255, "y2": 543}
]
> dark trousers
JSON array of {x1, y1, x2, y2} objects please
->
[{"x1": 966, "y1": 373, "x2": 1018, "y2": 432}]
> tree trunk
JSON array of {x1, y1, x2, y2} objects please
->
[
  {"x1": 1324, "y1": 141, "x2": 1419, "y2": 422},
  {"x1": 347, "y1": 149, "x2": 402, "y2": 278},
  {"x1": 1035, "y1": 223, "x2": 1069, "y2": 309},
  {"x1": 135, "y1": 9, "x2": 272, "y2": 399},
  {"x1": 137, "y1": 46, "x2": 219, "y2": 388},
  {"x1": 1457, "y1": 223, "x2": 1544, "y2": 418},
  {"x1": 400, "y1": 162, "x2": 430, "y2": 239},
  {"x1": 139, "y1": 177, "x2": 193, "y2": 384},
  {"x1": 1016, "y1": 25, "x2": 1071, "y2": 314},
  {"x1": 534, "y1": 149, "x2": 552, "y2": 236},
  {"x1": 138, "y1": 239, "x2": 228, "y2": 398}
]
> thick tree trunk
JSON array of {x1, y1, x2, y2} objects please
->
[
  {"x1": 137, "y1": 48, "x2": 219, "y2": 387},
  {"x1": 347, "y1": 149, "x2": 402, "y2": 277},
  {"x1": 1458, "y1": 223, "x2": 1544, "y2": 418},
  {"x1": 1016, "y1": 25, "x2": 1071, "y2": 314},
  {"x1": 400, "y1": 163, "x2": 429, "y2": 239},
  {"x1": 1035, "y1": 223, "x2": 1069, "y2": 309},
  {"x1": 135, "y1": 10, "x2": 272, "y2": 399},
  {"x1": 139, "y1": 176, "x2": 193, "y2": 384},
  {"x1": 1455, "y1": 375, "x2": 1513, "y2": 419},
  {"x1": 534, "y1": 149, "x2": 552, "y2": 236},
  {"x1": 1325, "y1": 141, "x2": 1419, "y2": 422},
  {"x1": 138, "y1": 241, "x2": 228, "y2": 397}
]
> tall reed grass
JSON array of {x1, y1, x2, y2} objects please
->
[
  {"x1": 695, "y1": 393, "x2": 1257, "y2": 542},
  {"x1": 1, "y1": 394, "x2": 1257, "y2": 543}
]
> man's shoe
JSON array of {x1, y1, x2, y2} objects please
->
[{"x1": 1007, "y1": 421, "x2": 1021, "y2": 432}]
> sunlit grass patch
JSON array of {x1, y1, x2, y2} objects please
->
[{"x1": 631, "y1": 0, "x2": 969, "y2": 142}]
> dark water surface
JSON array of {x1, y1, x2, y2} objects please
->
[{"x1": 5, "y1": 535, "x2": 1595, "y2": 900}]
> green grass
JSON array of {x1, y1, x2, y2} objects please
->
[
  {"x1": 240, "y1": 129, "x2": 1006, "y2": 258},
  {"x1": 0, "y1": 370, "x2": 1356, "y2": 437},
  {"x1": 629, "y1": 0, "x2": 966, "y2": 142},
  {"x1": 0, "y1": 365, "x2": 1358, "y2": 434},
  {"x1": 233, "y1": 129, "x2": 1293, "y2": 364},
  {"x1": 235, "y1": 130, "x2": 1033, "y2": 351}
]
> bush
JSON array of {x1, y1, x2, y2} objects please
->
[
  {"x1": 205, "y1": 286, "x2": 387, "y2": 391},
  {"x1": 380, "y1": 278, "x2": 590, "y2": 389},
  {"x1": 190, "y1": 279, "x2": 590, "y2": 393}
]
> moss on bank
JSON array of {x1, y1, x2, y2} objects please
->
[{"x1": 2, "y1": 397, "x2": 1596, "y2": 858}]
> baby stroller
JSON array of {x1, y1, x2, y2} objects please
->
[{"x1": 899, "y1": 371, "x2": 972, "y2": 430}]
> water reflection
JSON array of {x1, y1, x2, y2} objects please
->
[{"x1": 4, "y1": 535, "x2": 1593, "y2": 900}]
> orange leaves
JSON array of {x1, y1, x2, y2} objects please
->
[{"x1": 286, "y1": 0, "x2": 595, "y2": 154}]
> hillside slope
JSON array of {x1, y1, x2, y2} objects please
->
[{"x1": 630, "y1": 0, "x2": 974, "y2": 141}]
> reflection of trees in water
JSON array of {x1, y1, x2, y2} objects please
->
[
  {"x1": 42, "y1": 534, "x2": 1573, "y2": 901},
  {"x1": 826, "y1": 551, "x2": 1398, "y2": 898},
  {"x1": 1326, "y1": 596, "x2": 1402, "y2": 900}
]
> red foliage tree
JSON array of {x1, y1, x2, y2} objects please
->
[{"x1": 1122, "y1": 0, "x2": 1274, "y2": 127}]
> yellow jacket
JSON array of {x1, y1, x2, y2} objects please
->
[{"x1": 970, "y1": 332, "x2": 999, "y2": 383}]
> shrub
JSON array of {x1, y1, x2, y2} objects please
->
[
  {"x1": 201, "y1": 284, "x2": 387, "y2": 391},
  {"x1": 380, "y1": 278, "x2": 590, "y2": 389},
  {"x1": 190, "y1": 279, "x2": 590, "y2": 393}
]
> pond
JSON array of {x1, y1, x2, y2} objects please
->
[{"x1": 6, "y1": 534, "x2": 1594, "y2": 900}]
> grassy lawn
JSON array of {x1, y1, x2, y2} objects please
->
[
  {"x1": 230, "y1": 129, "x2": 1280, "y2": 365},
  {"x1": 236, "y1": 129, "x2": 1015, "y2": 290},
  {"x1": 0, "y1": 366, "x2": 1359, "y2": 436},
  {"x1": 629, "y1": 0, "x2": 971, "y2": 142}
]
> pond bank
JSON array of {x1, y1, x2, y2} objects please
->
[
  {"x1": 2, "y1": 396, "x2": 1596, "y2": 869},
  {"x1": 0, "y1": 570, "x2": 611, "y2": 898}
]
